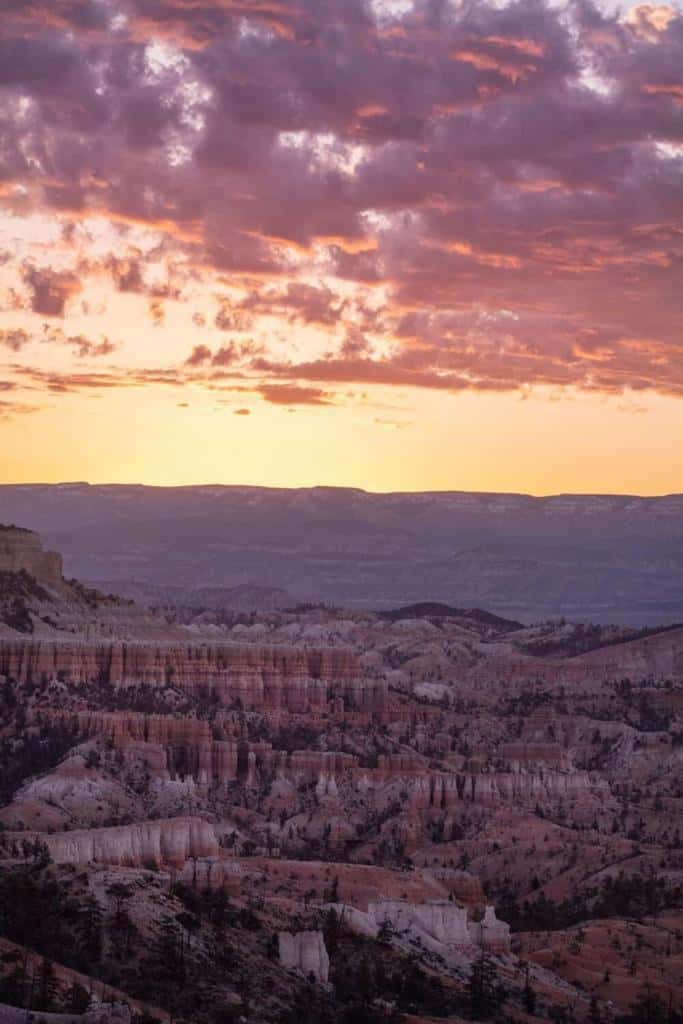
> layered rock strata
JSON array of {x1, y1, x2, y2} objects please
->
[
  {"x1": 0, "y1": 641, "x2": 380, "y2": 711},
  {"x1": 42, "y1": 816, "x2": 218, "y2": 868},
  {"x1": 0, "y1": 526, "x2": 63, "y2": 587},
  {"x1": 41, "y1": 709, "x2": 603, "y2": 809}
]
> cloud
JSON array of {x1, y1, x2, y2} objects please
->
[
  {"x1": 149, "y1": 298, "x2": 166, "y2": 326},
  {"x1": 258, "y1": 383, "x2": 336, "y2": 406},
  {"x1": 7, "y1": 365, "x2": 188, "y2": 396},
  {"x1": 212, "y1": 343, "x2": 238, "y2": 366},
  {"x1": 0, "y1": 329, "x2": 30, "y2": 352},
  {"x1": 21, "y1": 266, "x2": 81, "y2": 317},
  {"x1": 0, "y1": 399, "x2": 42, "y2": 419},
  {"x1": 184, "y1": 340, "x2": 261, "y2": 368},
  {"x1": 1, "y1": 0, "x2": 682, "y2": 400},
  {"x1": 234, "y1": 407, "x2": 251, "y2": 415},
  {"x1": 374, "y1": 416, "x2": 410, "y2": 429},
  {"x1": 186, "y1": 344, "x2": 213, "y2": 366},
  {"x1": 41, "y1": 326, "x2": 118, "y2": 357},
  {"x1": 215, "y1": 304, "x2": 253, "y2": 332}
]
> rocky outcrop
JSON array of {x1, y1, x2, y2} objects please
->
[
  {"x1": 42, "y1": 707, "x2": 602, "y2": 812},
  {"x1": 42, "y1": 816, "x2": 218, "y2": 868},
  {"x1": 174, "y1": 856, "x2": 242, "y2": 892},
  {"x1": 405, "y1": 765, "x2": 601, "y2": 811},
  {"x1": 469, "y1": 905, "x2": 511, "y2": 953},
  {"x1": 366, "y1": 900, "x2": 510, "y2": 954},
  {"x1": 67, "y1": 711, "x2": 241, "y2": 784},
  {"x1": 497, "y1": 742, "x2": 571, "y2": 770},
  {"x1": 0, "y1": 526, "x2": 63, "y2": 587},
  {"x1": 0, "y1": 640, "x2": 374, "y2": 711},
  {"x1": 278, "y1": 931, "x2": 329, "y2": 982},
  {"x1": 370, "y1": 899, "x2": 471, "y2": 946}
]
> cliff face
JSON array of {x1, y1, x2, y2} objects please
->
[
  {"x1": 0, "y1": 526, "x2": 63, "y2": 587},
  {"x1": 362, "y1": 900, "x2": 511, "y2": 954},
  {"x1": 0, "y1": 640, "x2": 365, "y2": 709},
  {"x1": 43, "y1": 816, "x2": 219, "y2": 868},
  {"x1": 65, "y1": 710, "x2": 240, "y2": 784},
  {"x1": 42, "y1": 708, "x2": 602, "y2": 813}
]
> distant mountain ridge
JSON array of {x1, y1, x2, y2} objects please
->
[
  {"x1": 379, "y1": 602, "x2": 524, "y2": 632},
  {"x1": 1, "y1": 483, "x2": 682, "y2": 625},
  {"x1": 88, "y1": 579, "x2": 293, "y2": 612}
]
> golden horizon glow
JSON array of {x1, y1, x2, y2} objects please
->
[
  {"x1": 3, "y1": 381, "x2": 683, "y2": 496},
  {"x1": 2, "y1": 0, "x2": 683, "y2": 496}
]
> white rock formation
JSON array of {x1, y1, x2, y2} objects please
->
[
  {"x1": 468, "y1": 905, "x2": 512, "y2": 953},
  {"x1": 278, "y1": 930, "x2": 330, "y2": 982},
  {"x1": 364, "y1": 900, "x2": 510, "y2": 955},
  {"x1": 43, "y1": 816, "x2": 218, "y2": 868},
  {"x1": 369, "y1": 899, "x2": 470, "y2": 948}
]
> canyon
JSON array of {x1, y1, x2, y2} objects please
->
[{"x1": 0, "y1": 525, "x2": 681, "y2": 1024}]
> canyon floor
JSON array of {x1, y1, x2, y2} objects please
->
[{"x1": 0, "y1": 526, "x2": 681, "y2": 1024}]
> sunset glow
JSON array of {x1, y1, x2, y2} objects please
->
[{"x1": 2, "y1": 0, "x2": 683, "y2": 493}]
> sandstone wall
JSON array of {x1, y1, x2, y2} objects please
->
[
  {"x1": 366, "y1": 899, "x2": 510, "y2": 954},
  {"x1": 42, "y1": 705, "x2": 603, "y2": 813},
  {"x1": 369, "y1": 898, "x2": 470, "y2": 946},
  {"x1": 0, "y1": 527, "x2": 63, "y2": 586},
  {"x1": 42, "y1": 816, "x2": 218, "y2": 868},
  {"x1": 404, "y1": 765, "x2": 602, "y2": 811},
  {"x1": 0, "y1": 640, "x2": 375, "y2": 712},
  {"x1": 68, "y1": 710, "x2": 241, "y2": 784},
  {"x1": 278, "y1": 931, "x2": 329, "y2": 982}
]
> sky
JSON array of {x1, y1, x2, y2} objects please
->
[{"x1": 1, "y1": 0, "x2": 683, "y2": 495}]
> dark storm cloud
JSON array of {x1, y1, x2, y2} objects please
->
[{"x1": 2, "y1": 0, "x2": 683, "y2": 396}]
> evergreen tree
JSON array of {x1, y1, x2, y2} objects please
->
[
  {"x1": 34, "y1": 957, "x2": 58, "y2": 1012},
  {"x1": 64, "y1": 980, "x2": 91, "y2": 1014},
  {"x1": 522, "y1": 969, "x2": 537, "y2": 1015},
  {"x1": 466, "y1": 952, "x2": 505, "y2": 1020}
]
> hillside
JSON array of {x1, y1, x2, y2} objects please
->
[{"x1": 0, "y1": 526, "x2": 166, "y2": 640}]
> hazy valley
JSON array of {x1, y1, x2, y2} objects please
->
[{"x1": 2, "y1": 485, "x2": 683, "y2": 626}]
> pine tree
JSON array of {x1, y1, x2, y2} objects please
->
[
  {"x1": 467, "y1": 952, "x2": 505, "y2": 1020},
  {"x1": 589, "y1": 993, "x2": 601, "y2": 1023},
  {"x1": 64, "y1": 980, "x2": 91, "y2": 1014},
  {"x1": 34, "y1": 957, "x2": 58, "y2": 1012},
  {"x1": 522, "y1": 969, "x2": 537, "y2": 1015}
]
